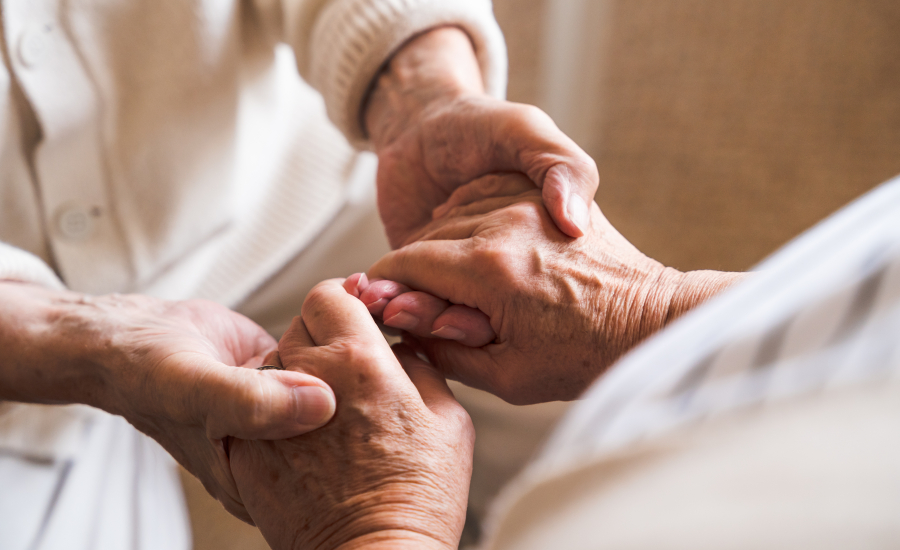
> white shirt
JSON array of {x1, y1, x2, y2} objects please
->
[
  {"x1": 0, "y1": 0, "x2": 507, "y2": 303},
  {"x1": 0, "y1": 3, "x2": 507, "y2": 547}
]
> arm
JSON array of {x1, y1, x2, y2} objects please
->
[
  {"x1": 274, "y1": 0, "x2": 597, "y2": 245},
  {"x1": 364, "y1": 26, "x2": 598, "y2": 246},
  {"x1": 365, "y1": 174, "x2": 747, "y2": 404},
  {"x1": 0, "y1": 280, "x2": 336, "y2": 522},
  {"x1": 230, "y1": 280, "x2": 472, "y2": 550}
]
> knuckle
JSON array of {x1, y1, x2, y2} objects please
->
[
  {"x1": 447, "y1": 404, "x2": 474, "y2": 438},
  {"x1": 472, "y1": 244, "x2": 519, "y2": 279},
  {"x1": 515, "y1": 103, "x2": 552, "y2": 128},
  {"x1": 301, "y1": 282, "x2": 336, "y2": 318},
  {"x1": 331, "y1": 340, "x2": 383, "y2": 377}
]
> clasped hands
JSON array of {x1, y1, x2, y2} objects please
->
[
  {"x1": 0, "y1": 27, "x2": 743, "y2": 549},
  {"x1": 225, "y1": 29, "x2": 747, "y2": 549},
  {"x1": 228, "y1": 172, "x2": 744, "y2": 550}
]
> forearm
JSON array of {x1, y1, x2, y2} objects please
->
[
  {"x1": 364, "y1": 26, "x2": 484, "y2": 149},
  {"x1": 0, "y1": 281, "x2": 110, "y2": 408}
]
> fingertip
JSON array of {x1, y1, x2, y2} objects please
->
[
  {"x1": 343, "y1": 273, "x2": 368, "y2": 298},
  {"x1": 543, "y1": 164, "x2": 593, "y2": 238},
  {"x1": 566, "y1": 194, "x2": 590, "y2": 237},
  {"x1": 290, "y1": 384, "x2": 336, "y2": 431}
]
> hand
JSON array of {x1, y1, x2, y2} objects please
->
[
  {"x1": 365, "y1": 27, "x2": 599, "y2": 248},
  {"x1": 367, "y1": 174, "x2": 746, "y2": 404},
  {"x1": 0, "y1": 282, "x2": 336, "y2": 522},
  {"x1": 342, "y1": 273, "x2": 496, "y2": 348},
  {"x1": 230, "y1": 280, "x2": 474, "y2": 550}
]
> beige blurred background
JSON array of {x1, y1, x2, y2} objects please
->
[{"x1": 183, "y1": 1, "x2": 900, "y2": 548}]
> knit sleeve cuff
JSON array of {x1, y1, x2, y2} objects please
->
[
  {"x1": 288, "y1": 0, "x2": 508, "y2": 149},
  {"x1": 0, "y1": 243, "x2": 65, "y2": 290}
]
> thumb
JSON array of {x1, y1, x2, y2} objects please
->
[
  {"x1": 192, "y1": 358, "x2": 336, "y2": 440},
  {"x1": 540, "y1": 163, "x2": 595, "y2": 239},
  {"x1": 491, "y1": 104, "x2": 599, "y2": 238}
]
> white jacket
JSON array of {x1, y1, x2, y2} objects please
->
[{"x1": 0, "y1": 0, "x2": 506, "y2": 305}]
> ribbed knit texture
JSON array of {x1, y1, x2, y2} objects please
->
[
  {"x1": 0, "y1": 242, "x2": 65, "y2": 290},
  {"x1": 294, "y1": 0, "x2": 508, "y2": 148},
  {"x1": 0, "y1": 0, "x2": 509, "y2": 301}
]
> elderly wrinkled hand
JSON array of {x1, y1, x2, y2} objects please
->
[
  {"x1": 363, "y1": 174, "x2": 745, "y2": 404},
  {"x1": 229, "y1": 279, "x2": 474, "y2": 550},
  {"x1": 367, "y1": 28, "x2": 599, "y2": 249},
  {"x1": 0, "y1": 282, "x2": 336, "y2": 523}
]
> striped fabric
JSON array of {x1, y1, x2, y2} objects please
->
[{"x1": 484, "y1": 173, "x2": 900, "y2": 535}]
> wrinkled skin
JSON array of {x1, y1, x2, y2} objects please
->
[
  {"x1": 0, "y1": 282, "x2": 335, "y2": 522},
  {"x1": 367, "y1": 27, "x2": 599, "y2": 249},
  {"x1": 230, "y1": 280, "x2": 474, "y2": 550},
  {"x1": 367, "y1": 174, "x2": 746, "y2": 404}
]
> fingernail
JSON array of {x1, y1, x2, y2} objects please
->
[
  {"x1": 356, "y1": 273, "x2": 369, "y2": 294},
  {"x1": 293, "y1": 386, "x2": 335, "y2": 428},
  {"x1": 365, "y1": 298, "x2": 387, "y2": 311},
  {"x1": 432, "y1": 325, "x2": 467, "y2": 341},
  {"x1": 566, "y1": 194, "x2": 590, "y2": 235},
  {"x1": 384, "y1": 310, "x2": 420, "y2": 331}
]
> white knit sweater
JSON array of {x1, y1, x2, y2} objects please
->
[{"x1": 0, "y1": 0, "x2": 507, "y2": 306}]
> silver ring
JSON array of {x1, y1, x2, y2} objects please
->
[{"x1": 257, "y1": 365, "x2": 286, "y2": 371}]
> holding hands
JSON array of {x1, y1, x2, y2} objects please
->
[
  {"x1": 230, "y1": 280, "x2": 473, "y2": 550},
  {"x1": 360, "y1": 173, "x2": 746, "y2": 404},
  {"x1": 366, "y1": 27, "x2": 600, "y2": 248}
]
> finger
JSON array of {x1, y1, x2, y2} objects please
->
[
  {"x1": 342, "y1": 273, "x2": 369, "y2": 298},
  {"x1": 301, "y1": 279, "x2": 390, "y2": 347},
  {"x1": 433, "y1": 173, "x2": 536, "y2": 219},
  {"x1": 490, "y1": 106, "x2": 598, "y2": 238},
  {"x1": 207, "y1": 441, "x2": 255, "y2": 525},
  {"x1": 279, "y1": 315, "x2": 315, "y2": 350},
  {"x1": 382, "y1": 291, "x2": 449, "y2": 333},
  {"x1": 173, "y1": 355, "x2": 337, "y2": 440},
  {"x1": 382, "y1": 293, "x2": 495, "y2": 347},
  {"x1": 420, "y1": 102, "x2": 598, "y2": 238},
  {"x1": 369, "y1": 240, "x2": 480, "y2": 305},
  {"x1": 411, "y1": 337, "x2": 516, "y2": 403},
  {"x1": 260, "y1": 349, "x2": 283, "y2": 369},
  {"x1": 432, "y1": 305, "x2": 495, "y2": 347},
  {"x1": 359, "y1": 278, "x2": 412, "y2": 318},
  {"x1": 392, "y1": 343, "x2": 462, "y2": 418}
]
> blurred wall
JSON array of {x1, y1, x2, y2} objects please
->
[
  {"x1": 465, "y1": 0, "x2": 900, "y2": 532},
  {"x1": 507, "y1": 0, "x2": 900, "y2": 272}
]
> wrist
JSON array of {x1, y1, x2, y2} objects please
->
[
  {"x1": 302, "y1": 491, "x2": 464, "y2": 550},
  {"x1": 364, "y1": 26, "x2": 485, "y2": 149},
  {"x1": 334, "y1": 531, "x2": 454, "y2": 550},
  {"x1": 619, "y1": 268, "x2": 747, "y2": 359},
  {"x1": 0, "y1": 282, "x2": 111, "y2": 408},
  {"x1": 666, "y1": 270, "x2": 749, "y2": 324}
]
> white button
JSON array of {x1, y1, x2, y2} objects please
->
[
  {"x1": 18, "y1": 29, "x2": 47, "y2": 68},
  {"x1": 56, "y1": 206, "x2": 97, "y2": 241}
]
